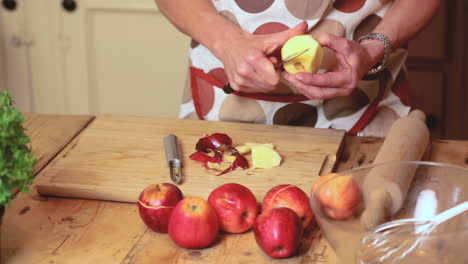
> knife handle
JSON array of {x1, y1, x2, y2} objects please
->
[{"x1": 164, "y1": 134, "x2": 181, "y2": 164}]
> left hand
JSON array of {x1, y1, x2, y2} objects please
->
[{"x1": 284, "y1": 33, "x2": 384, "y2": 100}]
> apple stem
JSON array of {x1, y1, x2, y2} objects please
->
[
  {"x1": 191, "y1": 205, "x2": 198, "y2": 212},
  {"x1": 241, "y1": 211, "x2": 248, "y2": 219}
]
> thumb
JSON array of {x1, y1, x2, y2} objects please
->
[
  {"x1": 315, "y1": 33, "x2": 348, "y2": 54},
  {"x1": 262, "y1": 21, "x2": 308, "y2": 52}
]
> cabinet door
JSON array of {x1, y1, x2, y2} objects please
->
[
  {"x1": 407, "y1": 3, "x2": 446, "y2": 139},
  {"x1": 60, "y1": 0, "x2": 189, "y2": 117},
  {"x1": 0, "y1": 0, "x2": 33, "y2": 112}
]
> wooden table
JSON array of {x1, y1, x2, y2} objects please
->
[{"x1": 1, "y1": 114, "x2": 467, "y2": 264}]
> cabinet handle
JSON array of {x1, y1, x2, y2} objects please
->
[
  {"x1": 2, "y1": 0, "x2": 17, "y2": 11},
  {"x1": 11, "y1": 35, "x2": 34, "y2": 47},
  {"x1": 62, "y1": 0, "x2": 77, "y2": 12}
]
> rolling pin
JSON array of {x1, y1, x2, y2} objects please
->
[{"x1": 360, "y1": 109, "x2": 430, "y2": 230}]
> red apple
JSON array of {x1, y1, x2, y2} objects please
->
[
  {"x1": 137, "y1": 183, "x2": 183, "y2": 233},
  {"x1": 262, "y1": 184, "x2": 314, "y2": 228},
  {"x1": 311, "y1": 173, "x2": 361, "y2": 220},
  {"x1": 168, "y1": 196, "x2": 219, "y2": 249},
  {"x1": 208, "y1": 183, "x2": 258, "y2": 233},
  {"x1": 254, "y1": 207, "x2": 303, "y2": 258}
]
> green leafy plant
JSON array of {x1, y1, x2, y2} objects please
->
[{"x1": 0, "y1": 91, "x2": 36, "y2": 205}]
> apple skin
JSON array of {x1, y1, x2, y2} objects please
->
[
  {"x1": 208, "y1": 183, "x2": 258, "y2": 234},
  {"x1": 262, "y1": 184, "x2": 314, "y2": 229},
  {"x1": 253, "y1": 207, "x2": 303, "y2": 259},
  {"x1": 137, "y1": 183, "x2": 183, "y2": 233},
  {"x1": 168, "y1": 196, "x2": 219, "y2": 249},
  {"x1": 310, "y1": 173, "x2": 361, "y2": 220}
]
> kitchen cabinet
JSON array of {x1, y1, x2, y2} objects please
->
[
  {"x1": 0, "y1": 0, "x2": 189, "y2": 117},
  {"x1": 0, "y1": 0, "x2": 466, "y2": 138}
]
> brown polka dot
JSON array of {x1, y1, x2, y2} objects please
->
[
  {"x1": 253, "y1": 22, "x2": 289, "y2": 35},
  {"x1": 219, "y1": 96, "x2": 266, "y2": 123},
  {"x1": 310, "y1": 19, "x2": 346, "y2": 38},
  {"x1": 234, "y1": 0, "x2": 274, "y2": 14},
  {"x1": 194, "y1": 75, "x2": 215, "y2": 116},
  {"x1": 353, "y1": 14, "x2": 382, "y2": 41},
  {"x1": 273, "y1": 103, "x2": 318, "y2": 127},
  {"x1": 220, "y1": 10, "x2": 240, "y2": 25},
  {"x1": 208, "y1": 68, "x2": 228, "y2": 84},
  {"x1": 333, "y1": 0, "x2": 366, "y2": 13},
  {"x1": 361, "y1": 106, "x2": 400, "y2": 137},
  {"x1": 323, "y1": 88, "x2": 370, "y2": 120},
  {"x1": 284, "y1": 0, "x2": 333, "y2": 20}
]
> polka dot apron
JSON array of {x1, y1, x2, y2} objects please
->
[{"x1": 180, "y1": 0, "x2": 411, "y2": 136}]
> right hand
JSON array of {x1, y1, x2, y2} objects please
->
[{"x1": 214, "y1": 22, "x2": 308, "y2": 93}]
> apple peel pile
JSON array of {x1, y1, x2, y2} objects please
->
[
  {"x1": 189, "y1": 133, "x2": 282, "y2": 175},
  {"x1": 189, "y1": 133, "x2": 249, "y2": 175}
]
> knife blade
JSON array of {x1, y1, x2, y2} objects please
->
[
  {"x1": 163, "y1": 134, "x2": 183, "y2": 185},
  {"x1": 222, "y1": 48, "x2": 310, "y2": 94},
  {"x1": 274, "y1": 48, "x2": 310, "y2": 69}
]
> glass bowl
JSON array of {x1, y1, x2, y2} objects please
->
[{"x1": 310, "y1": 161, "x2": 468, "y2": 264}]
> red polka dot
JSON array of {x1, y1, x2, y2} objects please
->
[
  {"x1": 333, "y1": 0, "x2": 366, "y2": 13},
  {"x1": 194, "y1": 75, "x2": 215, "y2": 116},
  {"x1": 234, "y1": 0, "x2": 274, "y2": 13},
  {"x1": 392, "y1": 71, "x2": 412, "y2": 106},
  {"x1": 253, "y1": 22, "x2": 289, "y2": 35}
]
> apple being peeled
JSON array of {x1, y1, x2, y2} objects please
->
[
  {"x1": 208, "y1": 183, "x2": 258, "y2": 233},
  {"x1": 138, "y1": 183, "x2": 183, "y2": 233},
  {"x1": 168, "y1": 196, "x2": 219, "y2": 249},
  {"x1": 311, "y1": 173, "x2": 361, "y2": 220},
  {"x1": 281, "y1": 35, "x2": 323, "y2": 74},
  {"x1": 262, "y1": 184, "x2": 314, "y2": 229},
  {"x1": 254, "y1": 207, "x2": 303, "y2": 258}
]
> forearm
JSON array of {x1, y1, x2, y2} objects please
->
[
  {"x1": 361, "y1": 0, "x2": 441, "y2": 64},
  {"x1": 154, "y1": 0, "x2": 243, "y2": 58}
]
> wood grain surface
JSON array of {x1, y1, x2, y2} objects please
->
[
  {"x1": 34, "y1": 115, "x2": 345, "y2": 203},
  {"x1": 2, "y1": 115, "x2": 468, "y2": 264},
  {"x1": 22, "y1": 113, "x2": 94, "y2": 175}
]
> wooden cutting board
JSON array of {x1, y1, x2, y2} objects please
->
[{"x1": 35, "y1": 115, "x2": 345, "y2": 203}]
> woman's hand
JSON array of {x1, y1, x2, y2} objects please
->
[
  {"x1": 285, "y1": 33, "x2": 384, "y2": 100},
  {"x1": 214, "y1": 22, "x2": 308, "y2": 93}
]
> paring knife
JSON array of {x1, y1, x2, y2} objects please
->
[
  {"x1": 222, "y1": 48, "x2": 310, "y2": 94},
  {"x1": 163, "y1": 134, "x2": 183, "y2": 185}
]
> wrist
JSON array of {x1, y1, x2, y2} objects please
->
[
  {"x1": 198, "y1": 14, "x2": 246, "y2": 59},
  {"x1": 358, "y1": 33, "x2": 392, "y2": 75},
  {"x1": 210, "y1": 26, "x2": 246, "y2": 59},
  {"x1": 360, "y1": 39, "x2": 385, "y2": 66}
]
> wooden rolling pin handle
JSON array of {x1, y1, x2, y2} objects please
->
[
  {"x1": 360, "y1": 109, "x2": 430, "y2": 230},
  {"x1": 361, "y1": 189, "x2": 392, "y2": 230}
]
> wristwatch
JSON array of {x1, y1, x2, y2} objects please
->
[{"x1": 357, "y1": 32, "x2": 391, "y2": 75}]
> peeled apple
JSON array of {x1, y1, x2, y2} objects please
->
[{"x1": 281, "y1": 35, "x2": 323, "y2": 74}]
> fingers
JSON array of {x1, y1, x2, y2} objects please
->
[
  {"x1": 285, "y1": 75, "x2": 352, "y2": 100},
  {"x1": 263, "y1": 21, "x2": 308, "y2": 52},
  {"x1": 316, "y1": 33, "x2": 354, "y2": 56},
  {"x1": 228, "y1": 55, "x2": 279, "y2": 92}
]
